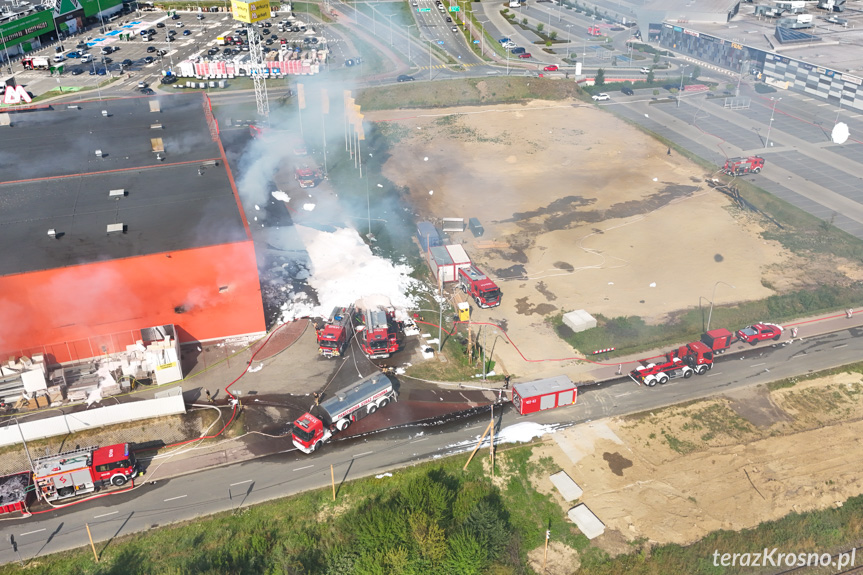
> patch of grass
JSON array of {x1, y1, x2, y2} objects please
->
[
  {"x1": 661, "y1": 430, "x2": 696, "y2": 454},
  {"x1": 356, "y1": 76, "x2": 582, "y2": 111}
]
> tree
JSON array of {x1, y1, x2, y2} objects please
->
[
  {"x1": 595, "y1": 68, "x2": 605, "y2": 86},
  {"x1": 549, "y1": 30, "x2": 558, "y2": 40},
  {"x1": 537, "y1": 23, "x2": 544, "y2": 32},
  {"x1": 611, "y1": 56, "x2": 617, "y2": 67},
  {"x1": 653, "y1": 53, "x2": 660, "y2": 64},
  {"x1": 522, "y1": 17, "x2": 528, "y2": 25},
  {"x1": 646, "y1": 70, "x2": 654, "y2": 83},
  {"x1": 692, "y1": 65, "x2": 701, "y2": 79}
]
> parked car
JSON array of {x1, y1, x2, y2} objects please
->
[
  {"x1": 592, "y1": 92, "x2": 610, "y2": 101},
  {"x1": 156, "y1": 22, "x2": 165, "y2": 28},
  {"x1": 183, "y1": 29, "x2": 192, "y2": 36},
  {"x1": 66, "y1": 51, "x2": 81, "y2": 59},
  {"x1": 397, "y1": 74, "x2": 415, "y2": 82},
  {"x1": 451, "y1": 26, "x2": 458, "y2": 32},
  {"x1": 543, "y1": 64, "x2": 558, "y2": 71},
  {"x1": 175, "y1": 21, "x2": 184, "y2": 27},
  {"x1": 160, "y1": 75, "x2": 178, "y2": 84},
  {"x1": 147, "y1": 46, "x2": 157, "y2": 53},
  {"x1": 498, "y1": 37, "x2": 511, "y2": 44},
  {"x1": 71, "y1": 67, "x2": 84, "y2": 75},
  {"x1": 511, "y1": 47, "x2": 526, "y2": 55},
  {"x1": 621, "y1": 86, "x2": 634, "y2": 95},
  {"x1": 171, "y1": 14, "x2": 181, "y2": 19},
  {"x1": 518, "y1": 52, "x2": 531, "y2": 59},
  {"x1": 138, "y1": 81, "x2": 148, "y2": 89},
  {"x1": 122, "y1": 58, "x2": 133, "y2": 67},
  {"x1": 143, "y1": 56, "x2": 154, "y2": 64}
]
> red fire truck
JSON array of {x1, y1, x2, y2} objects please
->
[
  {"x1": 357, "y1": 305, "x2": 400, "y2": 359},
  {"x1": 295, "y1": 166, "x2": 322, "y2": 188},
  {"x1": 33, "y1": 444, "x2": 139, "y2": 502},
  {"x1": 317, "y1": 305, "x2": 354, "y2": 358},
  {"x1": 722, "y1": 156, "x2": 765, "y2": 176},
  {"x1": 291, "y1": 373, "x2": 397, "y2": 453},
  {"x1": 458, "y1": 265, "x2": 502, "y2": 308}
]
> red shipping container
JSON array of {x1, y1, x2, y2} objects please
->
[{"x1": 512, "y1": 375, "x2": 578, "y2": 415}]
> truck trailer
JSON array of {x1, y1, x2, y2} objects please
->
[
  {"x1": 512, "y1": 375, "x2": 578, "y2": 415},
  {"x1": 33, "y1": 443, "x2": 139, "y2": 502},
  {"x1": 291, "y1": 373, "x2": 397, "y2": 453}
]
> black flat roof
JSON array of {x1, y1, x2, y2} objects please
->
[{"x1": 0, "y1": 93, "x2": 250, "y2": 276}]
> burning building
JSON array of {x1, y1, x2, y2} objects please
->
[{"x1": 0, "y1": 93, "x2": 266, "y2": 364}]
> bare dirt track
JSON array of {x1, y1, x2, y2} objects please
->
[{"x1": 367, "y1": 100, "x2": 788, "y2": 378}]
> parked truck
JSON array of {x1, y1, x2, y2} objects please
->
[
  {"x1": 22, "y1": 57, "x2": 51, "y2": 70},
  {"x1": 357, "y1": 305, "x2": 400, "y2": 359},
  {"x1": 295, "y1": 166, "x2": 322, "y2": 188},
  {"x1": 291, "y1": 372, "x2": 397, "y2": 453},
  {"x1": 722, "y1": 156, "x2": 765, "y2": 176},
  {"x1": 458, "y1": 265, "x2": 502, "y2": 308},
  {"x1": 316, "y1": 305, "x2": 354, "y2": 358},
  {"x1": 33, "y1": 443, "x2": 139, "y2": 502},
  {"x1": 632, "y1": 323, "x2": 783, "y2": 387}
]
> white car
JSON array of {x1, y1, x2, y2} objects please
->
[
  {"x1": 592, "y1": 93, "x2": 610, "y2": 101},
  {"x1": 639, "y1": 66, "x2": 651, "y2": 74},
  {"x1": 175, "y1": 21, "x2": 184, "y2": 27},
  {"x1": 503, "y1": 41, "x2": 517, "y2": 49}
]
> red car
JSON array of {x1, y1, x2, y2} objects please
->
[
  {"x1": 737, "y1": 323, "x2": 783, "y2": 344},
  {"x1": 543, "y1": 64, "x2": 559, "y2": 71},
  {"x1": 518, "y1": 52, "x2": 531, "y2": 59}
]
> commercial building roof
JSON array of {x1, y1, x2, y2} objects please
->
[{"x1": 0, "y1": 92, "x2": 250, "y2": 277}]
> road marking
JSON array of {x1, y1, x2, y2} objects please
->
[
  {"x1": 164, "y1": 495, "x2": 187, "y2": 502},
  {"x1": 751, "y1": 362, "x2": 766, "y2": 367},
  {"x1": 353, "y1": 451, "x2": 374, "y2": 458},
  {"x1": 20, "y1": 529, "x2": 46, "y2": 536},
  {"x1": 230, "y1": 479, "x2": 253, "y2": 486},
  {"x1": 278, "y1": 448, "x2": 298, "y2": 453},
  {"x1": 706, "y1": 372, "x2": 722, "y2": 377},
  {"x1": 94, "y1": 511, "x2": 119, "y2": 519},
  {"x1": 292, "y1": 465, "x2": 314, "y2": 471},
  {"x1": 818, "y1": 103, "x2": 830, "y2": 106},
  {"x1": 833, "y1": 344, "x2": 848, "y2": 349},
  {"x1": 410, "y1": 437, "x2": 429, "y2": 443}
]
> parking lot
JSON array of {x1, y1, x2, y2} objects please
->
[{"x1": 14, "y1": 9, "x2": 334, "y2": 96}]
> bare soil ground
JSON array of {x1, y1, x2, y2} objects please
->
[
  {"x1": 521, "y1": 371, "x2": 863, "y2": 558},
  {"x1": 367, "y1": 100, "x2": 794, "y2": 379}
]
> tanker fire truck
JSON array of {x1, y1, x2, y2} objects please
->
[
  {"x1": 317, "y1": 305, "x2": 354, "y2": 358},
  {"x1": 33, "y1": 443, "x2": 139, "y2": 502},
  {"x1": 458, "y1": 265, "x2": 502, "y2": 308},
  {"x1": 291, "y1": 372, "x2": 397, "y2": 453},
  {"x1": 357, "y1": 305, "x2": 400, "y2": 359},
  {"x1": 295, "y1": 166, "x2": 322, "y2": 188},
  {"x1": 722, "y1": 156, "x2": 764, "y2": 176}
]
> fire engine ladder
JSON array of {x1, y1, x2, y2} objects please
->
[{"x1": 34, "y1": 445, "x2": 94, "y2": 465}]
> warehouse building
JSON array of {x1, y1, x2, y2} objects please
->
[{"x1": 0, "y1": 92, "x2": 266, "y2": 364}]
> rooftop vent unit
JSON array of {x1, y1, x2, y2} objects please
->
[
  {"x1": 95, "y1": 149, "x2": 103, "y2": 157},
  {"x1": 101, "y1": 110, "x2": 109, "y2": 117},
  {"x1": 67, "y1": 105, "x2": 79, "y2": 110},
  {"x1": 109, "y1": 189, "x2": 125, "y2": 197},
  {"x1": 107, "y1": 223, "x2": 126, "y2": 234}
]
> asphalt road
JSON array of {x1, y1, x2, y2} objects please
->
[{"x1": 2, "y1": 326, "x2": 861, "y2": 565}]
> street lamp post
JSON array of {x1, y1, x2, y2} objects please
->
[
  {"x1": 387, "y1": 14, "x2": 395, "y2": 46},
  {"x1": 1, "y1": 33, "x2": 12, "y2": 74},
  {"x1": 677, "y1": 64, "x2": 688, "y2": 108},
  {"x1": 706, "y1": 281, "x2": 735, "y2": 332},
  {"x1": 477, "y1": 18, "x2": 488, "y2": 57},
  {"x1": 765, "y1": 96, "x2": 781, "y2": 148},
  {"x1": 428, "y1": 37, "x2": 432, "y2": 81},
  {"x1": 406, "y1": 24, "x2": 416, "y2": 63}
]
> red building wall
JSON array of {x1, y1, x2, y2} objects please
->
[{"x1": 0, "y1": 241, "x2": 265, "y2": 364}]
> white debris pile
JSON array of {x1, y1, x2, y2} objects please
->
[
  {"x1": 271, "y1": 190, "x2": 291, "y2": 203},
  {"x1": 278, "y1": 226, "x2": 422, "y2": 322}
]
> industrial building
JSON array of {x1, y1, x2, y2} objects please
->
[{"x1": 0, "y1": 92, "x2": 266, "y2": 364}]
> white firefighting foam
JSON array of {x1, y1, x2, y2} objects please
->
[{"x1": 278, "y1": 226, "x2": 421, "y2": 323}]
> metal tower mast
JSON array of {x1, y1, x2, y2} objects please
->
[{"x1": 246, "y1": 24, "x2": 270, "y2": 121}]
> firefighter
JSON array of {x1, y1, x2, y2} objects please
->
[{"x1": 667, "y1": 147, "x2": 672, "y2": 156}]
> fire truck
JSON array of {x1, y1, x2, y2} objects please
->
[
  {"x1": 291, "y1": 372, "x2": 397, "y2": 453},
  {"x1": 22, "y1": 57, "x2": 51, "y2": 70},
  {"x1": 357, "y1": 305, "x2": 400, "y2": 359},
  {"x1": 33, "y1": 444, "x2": 139, "y2": 502},
  {"x1": 587, "y1": 26, "x2": 603, "y2": 36},
  {"x1": 458, "y1": 265, "x2": 502, "y2": 308},
  {"x1": 295, "y1": 166, "x2": 322, "y2": 188},
  {"x1": 317, "y1": 305, "x2": 354, "y2": 358},
  {"x1": 722, "y1": 156, "x2": 765, "y2": 176}
]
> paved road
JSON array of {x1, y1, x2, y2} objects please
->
[{"x1": 2, "y1": 324, "x2": 861, "y2": 565}]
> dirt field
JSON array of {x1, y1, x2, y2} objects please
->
[
  {"x1": 367, "y1": 99, "x2": 790, "y2": 379},
  {"x1": 520, "y1": 371, "x2": 863, "y2": 559}
]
